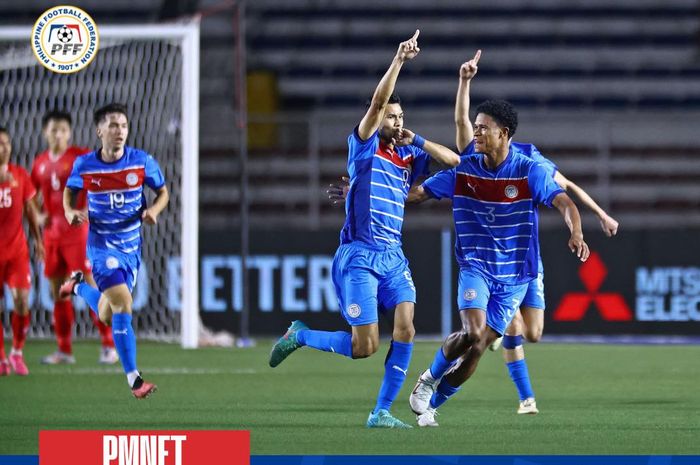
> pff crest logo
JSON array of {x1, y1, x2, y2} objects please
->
[{"x1": 32, "y1": 5, "x2": 99, "y2": 74}]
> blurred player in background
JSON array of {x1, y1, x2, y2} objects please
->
[
  {"x1": 60, "y1": 104, "x2": 169, "y2": 398},
  {"x1": 0, "y1": 126, "x2": 44, "y2": 376},
  {"x1": 31, "y1": 110, "x2": 117, "y2": 366},
  {"x1": 407, "y1": 93, "x2": 590, "y2": 426},
  {"x1": 451, "y1": 52, "x2": 619, "y2": 415},
  {"x1": 269, "y1": 30, "x2": 461, "y2": 428}
]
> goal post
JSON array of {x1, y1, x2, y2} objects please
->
[{"x1": 0, "y1": 20, "x2": 200, "y2": 349}]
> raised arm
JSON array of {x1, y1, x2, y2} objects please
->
[
  {"x1": 357, "y1": 30, "x2": 420, "y2": 141},
  {"x1": 455, "y1": 50, "x2": 481, "y2": 152},
  {"x1": 553, "y1": 171, "x2": 619, "y2": 237},
  {"x1": 552, "y1": 192, "x2": 590, "y2": 262}
]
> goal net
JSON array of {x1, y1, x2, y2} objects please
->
[{"x1": 0, "y1": 22, "x2": 200, "y2": 347}]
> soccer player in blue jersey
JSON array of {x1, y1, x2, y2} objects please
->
[
  {"x1": 58, "y1": 103, "x2": 169, "y2": 399},
  {"x1": 450, "y1": 52, "x2": 619, "y2": 415},
  {"x1": 268, "y1": 30, "x2": 461, "y2": 428},
  {"x1": 406, "y1": 91, "x2": 590, "y2": 426}
]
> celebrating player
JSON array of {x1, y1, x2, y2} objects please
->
[
  {"x1": 451, "y1": 52, "x2": 619, "y2": 415},
  {"x1": 31, "y1": 110, "x2": 117, "y2": 366},
  {"x1": 59, "y1": 104, "x2": 169, "y2": 398},
  {"x1": 0, "y1": 126, "x2": 44, "y2": 376},
  {"x1": 268, "y1": 30, "x2": 461, "y2": 428},
  {"x1": 407, "y1": 94, "x2": 589, "y2": 426}
]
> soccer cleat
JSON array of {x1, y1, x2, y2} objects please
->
[
  {"x1": 269, "y1": 320, "x2": 308, "y2": 367},
  {"x1": 366, "y1": 409, "x2": 412, "y2": 429},
  {"x1": 99, "y1": 347, "x2": 119, "y2": 365},
  {"x1": 517, "y1": 397, "x2": 539, "y2": 415},
  {"x1": 489, "y1": 336, "x2": 504, "y2": 351},
  {"x1": 409, "y1": 369, "x2": 439, "y2": 415},
  {"x1": 41, "y1": 351, "x2": 76, "y2": 365},
  {"x1": 9, "y1": 353, "x2": 29, "y2": 376},
  {"x1": 0, "y1": 359, "x2": 10, "y2": 376},
  {"x1": 131, "y1": 378, "x2": 157, "y2": 399},
  {"x1": 58, "y1": 271, "x2": 85, "y2": 300},
  {"x1": 416, "y1": 407, "x2": 439, "y2": 427}
]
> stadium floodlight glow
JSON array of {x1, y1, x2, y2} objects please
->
[{"x1": 0, "y1": 20, "x2": 201, "y2": 348}]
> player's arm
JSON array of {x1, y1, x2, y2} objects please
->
[
  {"x1": 63, "y1": 187, "x2": 87, "y2": 225},
  {"x1": 29, "y1": 164, "x2": 47, "y2": 226},
  {"x1": 142, "y1": 185, "x2": 169, "y2": 225},
  {"x1": 552, "y1": 192, "x2": 590, "y2": 262},
  {"x1": 455, "y1": 50, "x2": 481, "y2": 152},
  {"x1": 357, "y1": 30, "x2": 420, "y2": 141},
  {"x1": 24, "y1": 197, "x2": 44, "y2": 262},
  {"x1": 553, "y1": 171, "x2": 619, "y2": 237},
  {"x1": 394, "y1": 128, "x2": 460, "y2": 167},
  {"x1": 406, "y1": 184, "x2": 431, "y2": 204}
]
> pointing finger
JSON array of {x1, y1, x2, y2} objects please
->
[
  {"x1": 473, "y1": 49, "x2": 481, "y2": 64},
  {"x1": 412, "y1": 29, "x2": 420, "y2": 40}
]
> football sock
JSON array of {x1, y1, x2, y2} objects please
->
[
  {"x1": 373, "y1": 340, "x2": 413, "y2": 413},
  {"x1": 0, "y1": 321, "x2": 5, "y2": 359},
  {"x1": 429, "y1": 346, "x2": 457, "y2": 379},
  {"x1": 90, "y1": 311, "x2": 115, "y2": 348},
  {"x1": 75, "y1": 283, "x2": 101, "y2": 318},
  {"x1": 53, "y1": 300, "x2": 74, "y2": 354},
  {"x1": 296, "y1": 329, "x2": 352, "y2": 358},
  {"x1": 429, "y1": 378, "x2": 461, "y2": 409},
  {"x1": 11, "y1": 312, "x2": 30, "y2": 350},
  {"x1": 503, "y1": 335, "x2": 534, "y2": 400},
  {"x1": 111, "y1": 313, "x2": 138, "y2": 376}
]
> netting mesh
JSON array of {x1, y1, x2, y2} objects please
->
[{"x1": 0, "y1": 35, "x2": 184, "y2": 342}]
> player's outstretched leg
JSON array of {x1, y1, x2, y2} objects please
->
[
  {"x1": 9, "y1": 290, "x2": 31, "y2": 376},
  {"x1": 503, "y1": 334, "x2": 538, "y2": 415},
  {"x1": 409, "y1": 345, "x2": 460, "y2": 415},
  {"x1": 42, "y1": 280, "x2": 77, "y2": 365},
  {"x1": 269, "y1": 320, "x2": 354, "y2": 367}
]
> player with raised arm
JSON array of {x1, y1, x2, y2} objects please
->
[
  {"x1": 58, "y1": 104, "x2": 169, "y2": 398},
  {"x1": 0, "y1": 126, "x2": 44, "y2": 376},
  {"x1": 268, "y1": 30, "x2": 461, "y2": 428},
  {"x1": 31, "y1": 110, "x2": 117, "y2": 366},
  {"x1": 451, "y1": 53, "x2": 619, "y2": 415},
  {"x1": 407, "y1": 91, "x2": 590, "y2": 426}
]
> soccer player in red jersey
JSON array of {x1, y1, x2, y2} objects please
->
[
  {"x1": 0, "y1": 126, "x2": 44, "y2": 376},
  {"x1": 30, "y1": 111, "x2": 118, "y2": 365}
]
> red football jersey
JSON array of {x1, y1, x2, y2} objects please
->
[
  {"x1": 31, "y1": 146, "x2": 90, "y2": 245},
  {"x1": 0, "y1": 163, "x2": 35, "y2": 261}
]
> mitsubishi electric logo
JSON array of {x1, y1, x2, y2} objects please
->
[{"x1": 553, "y1": 252, "x2": 633, "y2": 321}]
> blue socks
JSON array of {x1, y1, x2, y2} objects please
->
[
  {"x1": 429, "y1": 346, "x2": 458, "y2": 379},
  {"x1": 506, "y1": 359, "x2": 535, "y2": 401},
  {"x1": 111, "y1": 313, "x2": 138, "y2": 375},
  {"x1": 296, "y1": 329, "x2": 353, "y2": 358},
  {"x1": 373, "y1": 340, "x2": 413, "y2": 413},
  {"x1": 430, "y1": 378, "x2": 461, "y2": 409},
  {"x1": 503, "y1": 335, "x2": 535, "y2": 400},
  {"x1": 75, "y1": 283, "x2": 101, "y2": 318}
]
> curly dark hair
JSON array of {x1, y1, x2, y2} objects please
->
[
  {"x1": 94, "y1": 103, "x2": 128, "y2": 126},
  {"x1": 475, "y1": 100, "x2": 518, "y2": 137}
]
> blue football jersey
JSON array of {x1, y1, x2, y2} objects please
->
[
  {"x1": 511, "y1": 142, "x2": 558, "y2": 178},
  {"x1": 66, "y1": 146, "x2": 165, "y2": 254},
  {"x1": 340, "y1": 127, "x2": 431, "y2": 247},
  {"x1": 423, "y1": 142, "x2": 563, "y2": 284}
]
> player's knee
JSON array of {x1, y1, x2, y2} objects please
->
[
  {"x1": 352, "y1": 335, "x2": 379, "y2": 358},
  {"x1": 13, "y1": 296, "x2": 30, "y2": 315},
  {"x1": 392, "y1": 323, "x2": 415, "y2": 342},
  {"x1": 525, "y1": 326, "x2": 543, "y2": 343}
]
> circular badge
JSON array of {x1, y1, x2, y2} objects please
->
[
  {"x1": 126, "y1": 172, "x2": 138, "y2": 186},
  {"x1": 504, "y1": 184, "x2": 519, "y2": 199},
  {"x1": 32, "y1": 5, "x2": 99, "y2": 74},
  {"x1": 106, "y1": 256, "x2": 119, "y2": 270},
  {"x1": 464, "y1": 289, "x2": 477, "y2": 301},
  {"x1": 347, "y1": 304, "x2": 362, "y2": 318}
]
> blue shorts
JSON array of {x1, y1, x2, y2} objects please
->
[
  {"x1": 87, "y1": 246, "x2": 141, "y2": 293},
  {"x1": 522, "y1": 258, "x2": 545, "y2": 310},
  {"x1": 457, "y1": 266, "x2": 529, "y2": 337},
  {"x1": 332, "y1": 242, "x2": 416, "y2": 326}
]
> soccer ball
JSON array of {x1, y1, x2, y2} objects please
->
[{"x1": 57, "y1": 27, "x2": 73, "y2": 43}]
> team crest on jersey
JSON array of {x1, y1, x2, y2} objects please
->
[
  {"x1": 347, "y1": 303, "x2": 362, "y2": 318},
  {"x1": 464, "y1": 289, "x2": 477, "y2": 301},
  {"x1": 126, "y1": 172, "x2": 138, "y2": 186},
  {"x1": 504, "y1": 185, "x2": 519, "y2": 199},
  {"x1": 106, "y1": 256, "x2": 119, "y2": 270}
]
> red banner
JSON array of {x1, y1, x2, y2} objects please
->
[{"x1": 39, "y1": 430, "x2": 249, "y2": 465}]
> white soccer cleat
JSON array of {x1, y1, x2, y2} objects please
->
[
  {"x1": 489, "y1": 336, "x2": 503, "y2": 351},
  {"x1": 518, "y1": 397, "x2": 539, "y2": 415},
  {"x1": 409, "y1": 369, "x2": 439, "y2": 415},
  {"x1": 40, "y1": 351, "x2": 76, "y2": 365},
  {"x1": 416, "y1": 407, "x2": 439, "y2": 427},
  {"x1": 99, "y1": 347, "x2": 119, "y2": 365}
]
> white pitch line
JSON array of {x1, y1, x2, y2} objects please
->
[{"x1": 38, "y1": 367, "x2": 258, "y2": 375}]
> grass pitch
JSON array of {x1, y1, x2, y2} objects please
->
[{"x1": 0, "y1": 340, "x2": 698, "y2": 455}]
